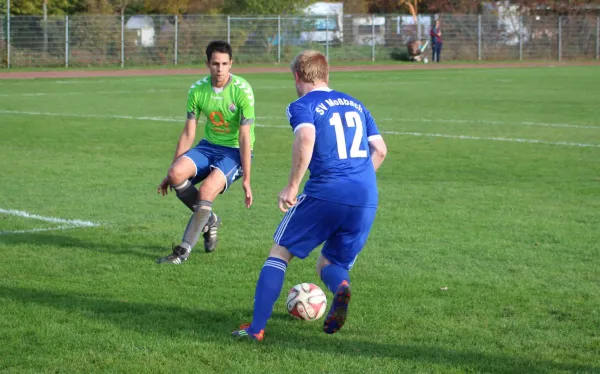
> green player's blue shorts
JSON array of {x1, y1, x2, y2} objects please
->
[
  {"x1": 184, "y1": 139, "x2": 245, "y2": 192},
  {"x1": 273, "y1": 194, "x2": 377, "y2": 270}
]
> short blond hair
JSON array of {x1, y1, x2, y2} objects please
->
[{"x1": 290, "y1": 50, "x2": 328, "y2": 83}]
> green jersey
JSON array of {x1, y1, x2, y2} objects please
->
[{"x1": 186, "y1": 74, "x2": 256, "y2": 149}]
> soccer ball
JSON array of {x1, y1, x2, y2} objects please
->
[
  {"x1": 286, "y1": 283, "x2": 327, "y2": 321},
  {"x1": 423, "y1": 57, "x2": 429, "y2": 64}
]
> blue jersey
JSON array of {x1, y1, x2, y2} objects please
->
[{"x1": 286, "y1": 87, "x2": 381, "y2": 208}]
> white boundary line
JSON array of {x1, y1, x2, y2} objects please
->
[
  {"x1": 379, "y1": 131, "x2": 600, "y2": 147},
  {"x1": 0, "y1": 85, "x2": 293, "y2": 98},
  {"x1": 0, "y1": 110, "x2": 599, "y2": 148},
  {"x1": 1, "y1": 225, "x2": 87, "y2": 235},
  {"x1": 0, "y1": 89, "x2": 177, "y2": 97},
  {"x1": 0, "y1": 208, "x2": 100, "y2": 235},
  {"x1": 258, "y1": 115, "x2": 600, "y2": 130},
  {"x1": 1, "y1": 109, "x2": 598, "y2": 130}
]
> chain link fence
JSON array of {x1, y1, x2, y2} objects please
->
[{"x1": 2, "y1": 13, "x2": 599, "y2": 68}]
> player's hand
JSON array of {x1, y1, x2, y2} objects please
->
[
  {"x1": 242, "y1": 180, "x2": 253, "y2": 208},
  {"x1": 278, "y1": 185, "x2": 299, "y2": 213},
  {"x1": 158, "y1": 177, "x2": 171, "y2": 196}
]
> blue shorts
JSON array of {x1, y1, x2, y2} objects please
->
[
  {"x1": 273, "y1": 195, "x2": 377, "y2": 270},
  {"x1": 183, "y1": 139, "x2": 245, "y2": 192}
]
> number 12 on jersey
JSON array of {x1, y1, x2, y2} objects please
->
[{"x1": 329, "y1": 111, "x2": 367, "y2": 159}]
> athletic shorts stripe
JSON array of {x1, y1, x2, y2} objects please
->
[{"x1": 274, "y1": 194, "x2": 306, "y2": 244}]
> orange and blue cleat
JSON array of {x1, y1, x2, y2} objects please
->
[
  {"x1": 231, "y1": 324, "x2": 264, "y2": 341},
  {"x1": 323, "y1": 280, "x2": 351, "y2": 334}
]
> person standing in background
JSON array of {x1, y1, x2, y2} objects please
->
[{"x1": 430, "y1": 19, "x2": 443, "y2": 62}]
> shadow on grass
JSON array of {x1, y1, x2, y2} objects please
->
[
  {"x1": 0, "y1": 232, "x2": 168, "y2": 261},
  {"x1": 1, "y1": 285, "x2": 597, "y2": 374}
]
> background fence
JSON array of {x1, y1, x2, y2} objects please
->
[{"x1": 1, "y1": 13, "x2": 599, "y2": 68}]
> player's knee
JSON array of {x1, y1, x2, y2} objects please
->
[
  {"x1": 316, "y1": 255, "x2": 330, "y2": 277},
  {"x1": 167, "y1": 166, "x2": 189, "y2": 185},
  {"x1": 269, "y1": 243, "x2": 293, "y2": 263}
]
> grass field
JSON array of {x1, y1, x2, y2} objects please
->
[{"x1": 1, "y1": 66, "x2": 599, "y2": 373}]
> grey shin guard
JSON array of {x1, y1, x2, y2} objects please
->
[{"x1": 181, "y1": 200, "x2": 213, "y2": 250}]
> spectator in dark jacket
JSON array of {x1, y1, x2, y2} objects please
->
[{"x1": 430, "y1": 20, "x2": 442, "y2": 62}]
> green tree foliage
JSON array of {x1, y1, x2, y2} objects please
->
[
  {"x1": 222, "y1": 0, "x2": 311, "y2": 15},
  {"x1": 7, "y1": 0, "x2": 86, "y2": 15}
]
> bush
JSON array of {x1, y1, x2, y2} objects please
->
[{"x1": 390, "y1": 48, "x2": 410, "y2": 61}]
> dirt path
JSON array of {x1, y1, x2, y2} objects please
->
[{"x1": 0, "y1": 61, "x2": 598, "y2": 79}]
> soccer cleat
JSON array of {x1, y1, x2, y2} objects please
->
[
  {"x1": 156, "y1": 245, "x2": 191, "y2": 265},
  {"x1": 203, "y1": 214, "x2": 221, "y2": 253},
  {"x1": 231, "y1": 327, "x2": 264, "y2": 341},
  {"x1": 323, "y1": 280, "x2": 351, "y2": 334}
]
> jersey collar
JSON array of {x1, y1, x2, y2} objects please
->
[
  {"x1": 310, "y1": 86, "x2": 332, "y2": 93},
  {"x1": 212, "y1": 74, "x2": 233, "y2": 93}
]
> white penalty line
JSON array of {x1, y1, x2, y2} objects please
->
[
  {"x1": 0, "y1": 225, "x2": 88, "y2": 235},
  {"x1": 0, "y1": 110, "x2": 599, "y2": 149},
  {"x1": 0, "y1": 208, "x2": 100, "y2": 235}
]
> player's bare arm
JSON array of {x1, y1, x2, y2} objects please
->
[
  {"x1": 238, "y1": 123, "x2": 253, "y2": 208},
  {"x1": 173, "y1": 117, "x2": 198, "y2": 163},
  {"x1": 157, "y1": 117, "x2": 197, "y2": 196},
  {"x1": 278, "y1": 126, "x2": 315, "y2": 212},
  {"x1": 368, "y1": 137, "x2": 387, "y2": 171}
]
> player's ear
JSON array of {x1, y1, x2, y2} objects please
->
[{"x1": 294, "y1": 71, "x2": 300, "y2": 84}]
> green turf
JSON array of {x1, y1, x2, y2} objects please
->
[
  {"x1": 1, "y1": 66, "x2": 599, "y2": 373},
  {"x1": 0, "y1": 59, "x2": 592, "y2": 74}
]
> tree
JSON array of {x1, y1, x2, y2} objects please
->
[
  {"x1": 343, "y1": 0, "x2": 369, "y2": 14},
  {"x1": 8, "y1": 0, "x2": 85, "y2": 15},
  {"x1": 511, "y1": 0, "x2": 600, "y2": 15},
  {"x1": 222, "y1": 0, "x2": 310, "y2": 15},
  {"x1": 419, "y1": 0, "x2": 482, "y2": 14},
  {"x1": 398, "y1": 0, "x2": 420, "y2": 21}
]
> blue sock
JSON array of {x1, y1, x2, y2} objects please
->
[
  {"x1": 320, "y1": 264, "x2": 350, "y2": 294},
  {"x1": 249, "y1": 257, "x2": 287, "y2": 334}
]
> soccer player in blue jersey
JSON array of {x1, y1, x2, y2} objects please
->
[{"x1": 232, "y1": 50, "x2": 387, "y2": 341}]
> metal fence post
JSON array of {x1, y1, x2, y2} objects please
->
[
  {"x1": 227, "y1": 15, "x2": 230, "y2": 45},
  {"x1": 6, "y1": 1, "x2": 10, "y2": 68},
  {"x1": 557, "y1": 16, "x2": 563, "y2": 61},
  {"x1": 478, "y1": 14, "x2": 482, "y2": 60},
  {"x1": 596, "y1": 17, "x2": 600, "y2": 60},
  {"x1": 277, "y1": 15, "x2": 281, "y2": 63},
  {"x1": 519, "y1": 15, "x2": 523, "y2": 61},
  {"x1": 325, "y1": 14, "x2": 329, "y2": 61},
  {"x1": 417, "y1": 14, "x2": 421, "y2": 40},
  {"x1": 371, "y1": 14, "x2": 375, "y2": 62},
  {"x1": 121, "y1": 15, "x2": 125, "y2": 68},
  {"x1": 65, "y1": 15, "x2": 69, "y2": 68},
  {"x1": 174, "y1": 15, "x2": 178, "y2": 65}
]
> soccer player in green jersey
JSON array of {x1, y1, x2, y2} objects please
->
[{"x1": 157, "y1": 41, "x2": 255, "y2": 264}]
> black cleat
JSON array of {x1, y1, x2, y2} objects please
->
[
  {"x1": 203, "y1": 214, "x2": 221, "y2": 253},
  {"x1": 157, "y1": 245, "x2": 191, "y2": 264}
]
